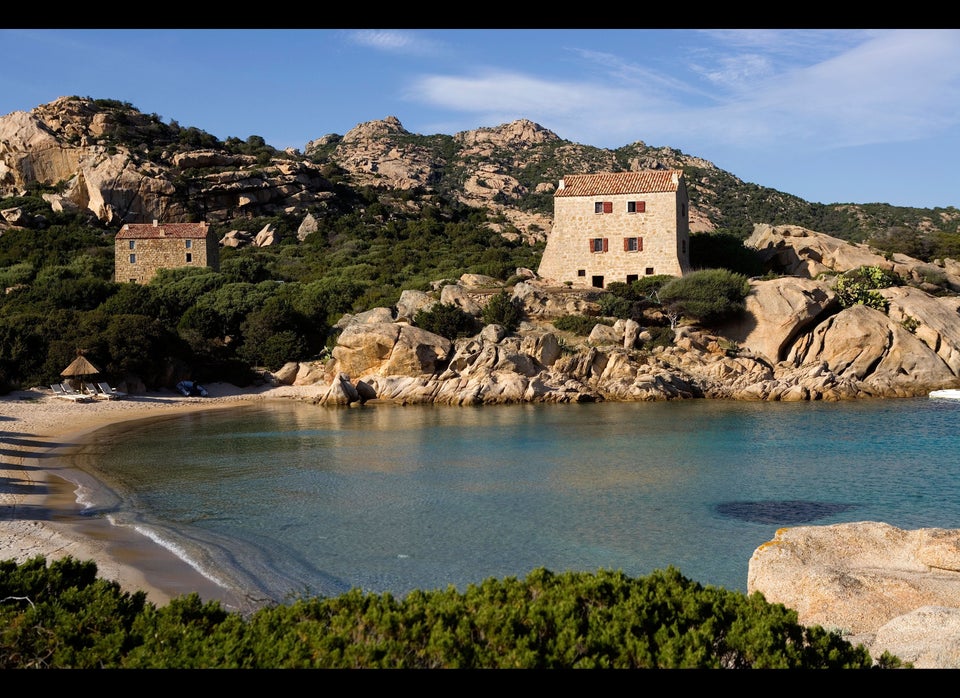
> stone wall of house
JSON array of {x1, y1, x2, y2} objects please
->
[
  {"x1": 537, "y1": 189, "x2": 690, "y2": 288},
  {"x1": 114, "y1": 233, "x2": 219, "y2": 284}
]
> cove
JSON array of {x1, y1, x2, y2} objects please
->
[{"x1": 63, "y1": 396, "x2": 960, "y2": 604}]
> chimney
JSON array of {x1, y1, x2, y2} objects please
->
[
  {"x1": 558, "y1": 179, "x2": 565, "y2": 190},
  {"x1": 153, "y1": 219, "x2": 158, "y2": 227}
]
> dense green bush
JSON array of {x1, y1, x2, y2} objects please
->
[
  {"x1": 597, "y1": 291, "x2": 634, "y2": 319},
  {"x1": 413, "y1": 302, "x2": 479, "y2": 340},
  {"x1": 481, "y1": 290, "x2": 523, "y2": 331},
  {"x1": 657, "y1": 269, "x2": 751, "y2": 326},
  {"x1": 1, "y1": 556, "x2": 901, "y2": 669}
]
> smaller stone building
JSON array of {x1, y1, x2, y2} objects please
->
[
  {"x1": 114, "y1": 221, "x2": 219, "y2": 284},
  {"x1": 537, "y1": 170, "x2": 691, "y2": 288}
]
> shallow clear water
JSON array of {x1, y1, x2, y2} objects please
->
[{"x1": 63, "y1": 397, "x2": 960, "y2": 602}]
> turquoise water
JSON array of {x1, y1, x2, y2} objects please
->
[{"x1": 63, "y1": 397, "x2": 960, "y2": 604}]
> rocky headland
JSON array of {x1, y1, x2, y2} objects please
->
[{"x1": 262, "y1": 223, "x2": 960, "y2": 409}]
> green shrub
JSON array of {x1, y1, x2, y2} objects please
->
[
  {"x1": 641, "y1": 326, "x2": 675, "y2": 349},
  {"x1": 481, "y1": 290, "x2": 523, "y2": 331},
  {"x1": 597, "y1": 292, "x2": 634, "y2": 319},
  {"x1": 0, "y1": 557, "x2": 891, "y2": 669},
  {"x1": 657, "y1": 269, "x2": 751, "y2": 326},
  {"x1": 413, "y1": 302, "x2": 478, "y2": 340},
  {"x1": 0, "y1": 262, "x2": 35, "y2": 288},
  {"x1": 834, "y1": 265, "x2": 898, "y2": 311},
  {"x1": 553, "y1": 314, "x2": 610, "y2": 336}
]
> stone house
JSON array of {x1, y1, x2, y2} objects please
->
[
  {"x1": 114, "y1": 220, "x2": 219, "y2": 284},
  {"x1": 537, "y1": 170, "x2": 691, "y2": 288}
]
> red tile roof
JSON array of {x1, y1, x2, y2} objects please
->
[
  {"x1": 115, "y1": 222, "x2": 210, "y2": 239},
  {"x1": 554, "y1": 170, "x2": 682, "y2": 197}
]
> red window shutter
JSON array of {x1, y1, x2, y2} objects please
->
[
  {"x1": 638, "y1": 237, "x2": 643, "y2": 251},
  {"x1": 588, "y1": 240, "x2": 594, "y2": 253},
  {"x1": 623, "y1": 238, "x2": 629, "y2": 251},
  {"x1": 602, "y1": 238, "x2": 609, "y2": 252},
  {"x1": 637, "y1": 201, "x2": 646, "y2": 213},
  {"x1": 603, "y1": 201, "x2": 613, "y2": 214}
]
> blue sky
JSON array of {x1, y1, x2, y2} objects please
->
[{"x1": 1, "y1": 28, "x2": 958, "y2": 209}]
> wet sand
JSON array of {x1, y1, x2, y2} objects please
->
[{"x1": 0, "y1": 382, "x2": 328, "y2": 614}]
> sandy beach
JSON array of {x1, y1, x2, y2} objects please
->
[{"x1": 0, "y1": 381, "x2": 328, "y2": 614}]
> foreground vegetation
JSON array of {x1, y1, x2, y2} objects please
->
[{"x1": 0, "y1": 556, "x2": 907, "y2": 669}]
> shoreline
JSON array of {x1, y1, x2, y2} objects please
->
[{"x1": 0, "y1": 382, "x2": 327, "y2": 614}]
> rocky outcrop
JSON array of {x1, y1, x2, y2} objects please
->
[
  {"x1": 0, "y1": 96, "x2": 335, "y2": 224},
  {"x1": 748, "y1": 522, "x2": 960, "y2": 668},
  {"x1": 747, "y1": 223, "x2": 960, "y2": 292},
  {"x1": 714, "y1": 276, "x2": 838, "y2": 365},
  {"x1": 272, "y1": 219, "x2": 960, "y2": 406}
]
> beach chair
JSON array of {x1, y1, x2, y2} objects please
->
[
  {"x1": 96, "y1": 382, "x2": 127, "y2": 399},
  {"x1": 51, "y1": 383, "x2": 91, "y2": 402}
]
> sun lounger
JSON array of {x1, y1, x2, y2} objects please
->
[
  {"x1": 96, "y1": 382, "x2": 127, "y2": 399},
  {"x1": 51, "y1": 383, "x2": 92, "y2": 402}
]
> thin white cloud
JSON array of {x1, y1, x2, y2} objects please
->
[
  {"x1": 719, "y1": 29, "x2": 960, "y2": 148},
  {"x1": 571, "y1": 48, "x2": 717, "y2": 101},
  {"x1": 346, "y1": 29, "x2": 443, "y2": 57},
  {"x1": 408, "y1": 69, "x2": 623, "y2": 114},
  {"x1": 406, "y1": 29, "x2": 960, "y2": 153}
]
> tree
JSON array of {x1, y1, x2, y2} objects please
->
[
  {"x1": 657, "y1": 269, "x2": 751, "y2": 327},
  {"x1": 237, "y1": 295, "x2": 314, "y2": 370}
]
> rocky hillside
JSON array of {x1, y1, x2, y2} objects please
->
[{"x1": 2, "y1": 96, "x2": 957, "y2": 247}]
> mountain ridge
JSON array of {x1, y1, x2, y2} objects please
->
[{"x1": 2, "y1": 96, "x2": 957, "y2": 250}]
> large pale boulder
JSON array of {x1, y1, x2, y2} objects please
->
[
  {"x1": 395, "y1": 290, "x2": 435, "y2": 322},
  {"x1": 439, "y1": 283, "x2": 482, "y2": 315},
  {"x1": 331, "y1": 322, "x2": 451, "y2": 378},
  {"x1": 716, "y1": 277, "x2": 838, "y2": 364},
  {"x1": 511, "y1": 281, "x2": 601, "y2": 318},
  {"x1": 748, "y1": 522, "x2": 960, "y2": 668},
  {"x1": 746, "y1": 224, "x2": 894, "y2": 278},
  {"x1": 319, "y1": 373, "x2": 361, "y2": 405},
  {"x1": 297, "y1": 212, "x2": 318, "y2": 241},
  {"x1": 881, "y1": 286, "x2": 960, "y2": 375},
  {"x1": 786, "y1": 304, "x2": 957, "y2": 394}
]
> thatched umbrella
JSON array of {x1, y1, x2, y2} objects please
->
[{"x1": 61, "y1": 352, "x2": 100, "y2": 393}]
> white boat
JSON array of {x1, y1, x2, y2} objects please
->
[{"x1": 929, "y1": 389, "x2": 960, "y2": 400}]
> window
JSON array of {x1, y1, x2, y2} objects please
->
[
  {"x1": 626, "y1": 274, "x2": 638, "y2": 284},
  {"x1": 128, "y1": 240, "x2": 135, "y2": 249},
  {"x1": 594, "y1": 201, "x2": 613, "y2": 214},
  {"x1": 623, "y1": 237, "x2": 642, "y2": 252},
  {"x1": 589, "y1": 238, "x2": 608, "y2": 253},
  {"x1": 591, "y1": 275, "x2": 604, "y2": 288},
  {"x1": 186, "y1": 253, "x2": 193, "y2": 263},
  {"x1": 577, "y1": 270, "x2": 586, "y2": 277},
  {"x1": 185, "y1": 239, "x2": 192, "y2": 249},
  {"x1": 627, "y1": 201, "x2": 646, "y2": 213},
  {"x1": 129, "y1": 254, "x2": 136, "y2": 264},
  {"x1": 645, "y1": 267, "x2": 655, "y2": 275}
]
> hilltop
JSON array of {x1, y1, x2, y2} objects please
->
[{"x1": 2, "y1": 96, "x2": 957, "y2": 248}]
